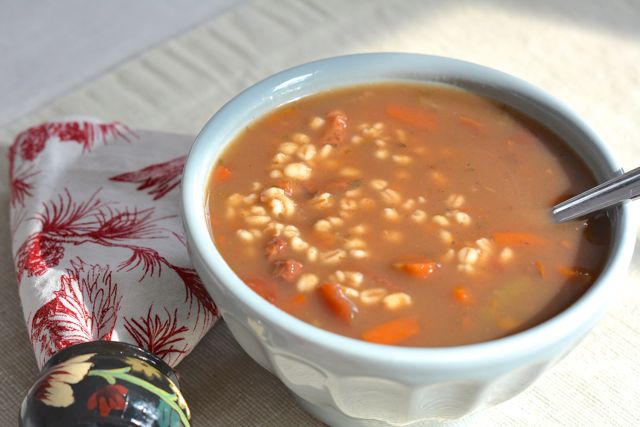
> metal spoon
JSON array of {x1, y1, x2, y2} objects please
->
[{"x1": 552, "y1": 166, "x2": 640, "y2": 222}]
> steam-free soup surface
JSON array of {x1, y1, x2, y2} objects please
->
[{"x1": 206, "y1": 83, "x2": 608, "y2": 347}]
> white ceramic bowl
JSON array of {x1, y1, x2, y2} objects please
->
[{"x1": 181, "y1": 53, "x2": 636, "y2": 426}]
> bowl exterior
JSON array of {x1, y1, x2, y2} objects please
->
[
  {"x1": 182, "y1": 54, "x2": 636, "y2": 426},
  {"x1": 189, "y1": 245, "x2": 625, "y2": 426}
]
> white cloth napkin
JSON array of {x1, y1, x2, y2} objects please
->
[{"x1": 9, "y1": 119, "x2": 219, "y2": 369}]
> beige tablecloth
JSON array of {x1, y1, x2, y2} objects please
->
[{"x1": 1, "y1": 1, "x2": 639, "y2": 425}]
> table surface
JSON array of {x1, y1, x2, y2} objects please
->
[{"x1": 1, "y1": 1, "x2": 639, "y2": 426}]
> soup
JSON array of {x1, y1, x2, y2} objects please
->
[{"x1": 205, "y1": 83, "x2": 609, "y2": 346}]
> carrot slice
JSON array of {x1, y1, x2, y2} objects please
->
[
  {"x1": 453, "y1": 286, "x2": 471, "y2": 304},
  {"x1": 281, "y1": 293, "x2": 308, "y2": 313},
  {"x1": 318, "y1": 282, "x2": 357, "y2": 323},
  {"x1": 291, "y1": 293, "x2": 307, "y2": 306},
  {"x1": 385, "y1": 104, "x2": 438, "y2": 131},
  {"x1": 534, "y1": 261, "x2": 545, "y2": 279},
  {"x1": 393, "y1": 261, "x2": 439, "y2": 278},
  {"x1": 213, "y1": 164, "x2": 231, "y2": 184},
  {"x1": 493, "y1": 231, "x2": 546, "y2": 246},
  {"x1": 458, "y1": 115, "x2": 483, "y2": 131},
  {"x1": 362, "y1": 316, "x2": 420, "y2": 345},
  {"x1": 558, "y1": 266, "x2": 594, "y2": 284}
]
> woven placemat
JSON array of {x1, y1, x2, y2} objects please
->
[{"x1": 2, "y1": 1, "x2": 639, "y2": 425}]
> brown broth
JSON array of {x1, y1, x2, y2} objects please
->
[{"x1": 205, "y1": 83, "x2": 609, "y2": 347}]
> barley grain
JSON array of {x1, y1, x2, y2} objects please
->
[
  {"x1": 383, "y1": 208, "x2": 400, "y2": 221},
  {"x1": 245, "y1": 215, "x2": 271, "y2": 226},
  {"x1": 411, "y1": 209, "x2": 427, "y2": 223},
  {"x1": 319, "y1": 144, "x2": 333, "y2": 158},
  {"x1": 499, "y1": 247, "x2": 514, "y2": 264},
  {"x1": 392, "y1": 154, "x2": 412, "y2": 165},
  {"x1": 291, "y1": 236, "x2": 309, "y2": 251},
  {"x1": 228, "y1": 193, "x2": 243, "y2": 206},
  {"x1": 309, "y1": 192, "x2": 333, "y2": 209},
  {"x1": 284, "y1": 162, "x2": 312, "y2": 180},
  {"x1": 297, "y1": 144, "x2": 317, "y2": 161},
  {"x1": 272, "y1": 152, "x2": 289, "y2": 165},
  {"x1": 320, "y1": 249, "x2": 347, "y2": 265},
  {"x1": 375, "y1": 149, "x2": 389, "y2": 159},
  {"x1": 446, "y1": 194, "x2": 465, "y2": 209},
  {"x1": 269, "y1": 170, "x2": 283, "y2": 179},
  {"x1": 292, "y1": 133, "x2": 310, "y2": 144},
  {"x1": 458, "y1": 247, "x2": 480, "y2": 264},
  {"x1": 439, "y1": 229, "x2": 454, "y2": 245},
  {"x1": 380, "y1": 188, "x2": 401, "y2": 204},
  {"x1": 349, "y1": 224, "x2": 366, "y2": 235},
  {"x1": 313, "y1": 219, "x2": 332, "y2": 233},
  {"x1": 327, "y1": 216, "x2": 344, "y2": 227},
  {"x1": 279, "y1": 142, "x2": 298, "y2": 155},
  {"x1": 307, "y1": 246, "x2": 318, "y2": 262},
  {"x1": 309, "y1": 116, "x2": 325, "y2": 130},
  {"x1": 360, "y1": 288, "x2": 387, "y2": 305},
  {"x1": 341, "y1": 286, "x2": 360, "y2": 299},
  {"x1": 297, "y1": 274, "x2": 319, "y2": 292},
  {"x1": 383, "y1": 229, "x2": 403, "y2": 243},
  {"x1": 370, "y1": 179, "x2": 388, "y2": 190},
  {"x1": 344, "y1": 238, "x2": 366, "y2": 250},
  {"x1": 452, "y1": 211, "x2": 471, "y2": 226},
  {"x1": 344, "y1": 271, "x2": 364, "y2": 288},
  {"x1": 350, "y1": 249, "x2": 368, "y2": 259},
  {"x1": 237, "y1": 229, "x2": 254, "y2": 242},
  {"x1": 383, "y1": 292, "x2": 412, "y2": 311},
  {"x1": 282, "y1": 225, "x2": 300, "y2": 238},
  {"x1": 432, "y1": 215, "x2": 450, "y2": 227}
]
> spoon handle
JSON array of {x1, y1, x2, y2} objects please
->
[{"x1": 552, "y1": 166, "x2": 640, "y2": 223}]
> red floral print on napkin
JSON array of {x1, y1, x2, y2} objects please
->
[
  {"x1": 9, "y1": 121, "x2": 133, "y2": 208},
  {"x1": 9, "y1": 120, "x2": 219, "y2": 368},
  {"x1": 31, "y1": 261, "x2": 121, "y2": 363},
  {"x1": 110, "y1": 156, "x2": 186, "y2": 200}
]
